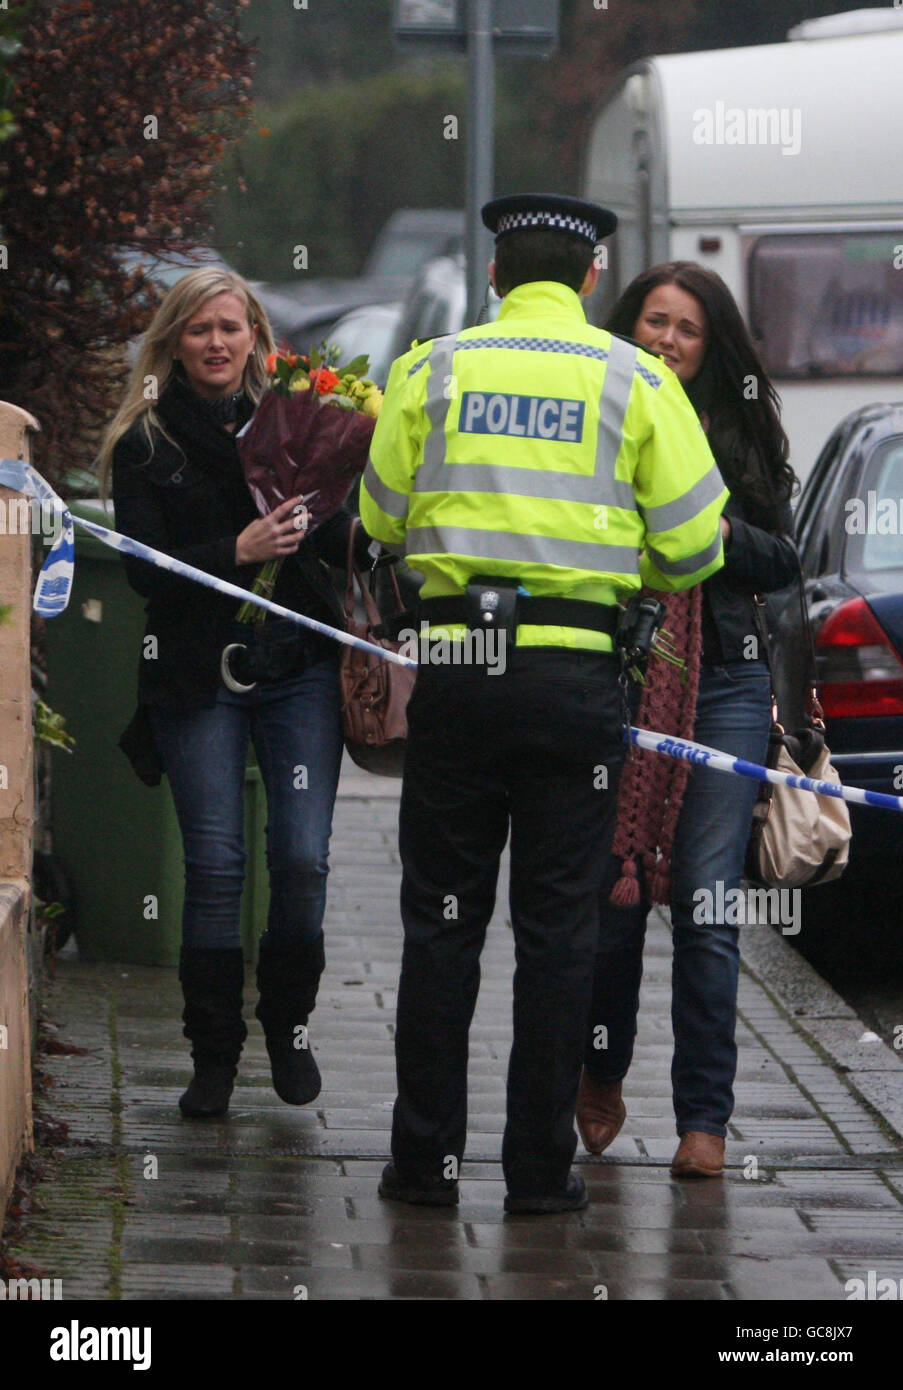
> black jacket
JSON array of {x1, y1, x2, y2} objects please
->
[
  {"x1": 701, "y1": 488, "x2": 797, "y2": 663},
  {"x1": 112, "y1": 371, "x2": 366, "y2": 712}
]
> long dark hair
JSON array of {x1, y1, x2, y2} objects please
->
[{"x1": 606, "y1": 262, "x2": 797, "y2": 518}]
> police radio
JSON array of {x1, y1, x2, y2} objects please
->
[{"x1": 616, "y1": 594, "x2": 666, "y2": 678}]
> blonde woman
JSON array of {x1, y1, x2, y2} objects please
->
[{"x1": 100, "y1": 268, "x2": 369, "y2": 1118}]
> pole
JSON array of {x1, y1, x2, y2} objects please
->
[{"x1": 465, "y1": 0, "x2": 494, "y2": 325}]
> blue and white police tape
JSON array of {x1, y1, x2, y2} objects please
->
[
  {"x1": 3, "y1": 457, "x2": 902, "y2": 813},
  {"x1": 0, "y1": 458, "x2": 418, "y2": 670},
  {"x1": 628, "y1": 726, "x2": 903, "y2": 815}
]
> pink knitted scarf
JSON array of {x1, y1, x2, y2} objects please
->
[{"x1": 609, "y1": 586, "x2": 703, "y2": 907}]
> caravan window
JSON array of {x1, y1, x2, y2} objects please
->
[{"x1": 748, "y1": 231, "x2": 903, "y2": 379}]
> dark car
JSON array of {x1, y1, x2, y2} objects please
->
[
  {"x1": 387, "y1": 249, "x2": 501, "y2": 363},
  {"x1": 769, "y1": 403, "x2": 903, "y2": 968},
  {"x1": 363, "y1": 208, "x2": 464, "y2": 281},
  {"x1": 255, "y1": 209, "x2": 465, "y2": 353}
]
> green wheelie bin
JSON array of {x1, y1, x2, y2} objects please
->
[{"x1": 44, "y1": 498, "x2": 269, "y2": 966}]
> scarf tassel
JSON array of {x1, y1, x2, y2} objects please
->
[{"x1": 610, "y1": 856, "x2": 642, "y2": 907}]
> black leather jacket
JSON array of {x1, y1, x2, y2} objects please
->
[
  {"x1": 112, "y1": 383, "x2": 366, "y2": 710},
  {"x1": 700, "y1": 489, "x2": 797, "y2": 664}
]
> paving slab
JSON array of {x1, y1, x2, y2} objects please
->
[{"x1": 6, "y1": 767, "x2": 903, "y2": 1302}]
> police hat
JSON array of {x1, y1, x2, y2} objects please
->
[{"x1": 481, "y1": 193, "x2": 617, "y2": 246}]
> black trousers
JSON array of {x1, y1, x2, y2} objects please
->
[{"x1": 392, "y1": 648, "x2": 625, "y2": 1198}]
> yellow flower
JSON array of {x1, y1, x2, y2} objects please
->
[
  {"x1": 362, "y1": 389, "x2": 383, "y2": 418},
  {"x1": 289, "y1": 371, "x2": 311, "y2": 392}
]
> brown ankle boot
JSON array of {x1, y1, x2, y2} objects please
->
[
  {"x1": 575, "y1": 1070, "x2": 626, "y2": 1155},
  {"x1": 671, "y1": 1131, "x2": 725, "y2": 1178}
]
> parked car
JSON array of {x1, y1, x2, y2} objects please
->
[
  {"x1": 326, "y1": 301, "x2": 404, "y2": 388},
  {"x1": 255, "y1": 276, "x2": 403, "y2": 355},
  {"x1": 363, "y1": 208, "x2": 464, "y2": 281},
  {"x1": 387, "y1": 249, "x2": 500, "y2": 363},
  {"x1": 768, "y1": 403, "x2": 903, "y2": 969},
  {"x1": 255, "y1": 208, "x2": 465, "y2": 354}
]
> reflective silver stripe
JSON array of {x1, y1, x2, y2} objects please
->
[
  {"x1": 405, "y1": 525, "x2": 640, "y2": 575},
  {"x1": 414, "y1": 462, "x2": 635, "y2": 507},
  {"x1": 646, "y1": 529, "x2": 723, "y2": 576},
  {"x1": 381, "y1": 539, "x2": 407, "y2": 557},
  {"x1": 414, "y1": 332, "x2": 638, "y2": 512},
  {"x1": 595, "y1": 335, "x2": 637, "y2": 485},
  {"x1": 413, "y1": 460, "x2": 635, "y2": 506},
  {"x1": 362, "y1": 458, "x2": 409, "y2": 520},
  {"x1": 419, "y1": 335, "x2": 460, "y2": 484},
  {"x1": 640, "y1": 464, "x2": 726, "y2": 533}
]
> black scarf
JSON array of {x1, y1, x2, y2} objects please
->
[{"x1": 155, "y1": 365, "x2": 254, "y2": 472}]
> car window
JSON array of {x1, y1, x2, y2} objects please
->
[
  {"x1": 748, "y1": 230, "x2": 903, "y2": 380},
  {"x1": 843, "y1": 436, "x2": 903, "y2": 577},
  {"x1": 796, "y1": 426, "x2": 851, "y2": 570}
]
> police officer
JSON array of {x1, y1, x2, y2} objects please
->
[{"x1": 360, "y1": 193, "x2": 728, "y2": 1213}]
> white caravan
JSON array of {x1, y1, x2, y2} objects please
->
[{"x1": 582, "y1": 8, "x2": 903, "y2": 483}]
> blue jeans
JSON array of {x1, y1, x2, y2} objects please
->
[
  {"x1": 586, "y1": 660, "x2": 773, "y2": 1137},
  {"x1": 149, "y1": 658, "x2": 344, "y2": 951}
]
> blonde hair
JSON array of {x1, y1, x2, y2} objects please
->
[{"x1": 98, "y1": 267, "x2": 276, "y2": 493}]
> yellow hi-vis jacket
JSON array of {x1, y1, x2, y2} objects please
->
[{"x1": 359, "y1": 280, "x2": 728, "y2": 651}]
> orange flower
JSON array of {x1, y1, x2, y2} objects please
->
[
  {"x1": 265, "y1": 351, "x2": 278, "y2": 374},
  {"x1": 310, "y1": 367, "x2": 340, "y2": 395}
]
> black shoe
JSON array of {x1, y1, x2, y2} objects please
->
[
  {"x1": 255, "y1": 933, "x2": 326, "y2": 1106},
  {"x1": 378, "y1": 1161, "x2": 459, "y2": 1208},
  {"x1": 179, "y1": 1061, "x2": 236, "y2": 1119},
  {"x1": 178, "y1": 947, "x2": 247, "y2": 1120},
  {"x1": 504, "y1": 1172, "x2": 588, "y2": 1215},
  {"x1": 264, "y1": 1028, "x2": 322, "y2": 1105}
]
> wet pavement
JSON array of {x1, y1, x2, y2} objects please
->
[{"x1": 10, "y1": 765, "x2": 903, "y2": 1301}]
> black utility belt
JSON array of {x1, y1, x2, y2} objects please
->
[
  {"x1": 222, "y1": 617, "x2": 334, "y2": 689},
  {"x1": 419, "y1": 577, "x2": 619, "y2": 646}
]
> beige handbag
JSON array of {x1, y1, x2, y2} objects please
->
[
  {"x1": 747, "y1": 722, "x2": 851, "y2": 888},
  {"x1": 746, "y1": 578, "x2": 851, "y2": 890}
]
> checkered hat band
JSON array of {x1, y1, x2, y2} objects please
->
[
  {"x1": 455, "y1": 337, "x2": 610, "y2": 362},
  {"x1": 496, "y1": 211, "x2": 598, "y2": 241}
]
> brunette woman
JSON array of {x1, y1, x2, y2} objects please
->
[
  {"x1": 100, "y1": 267, "x2": 369, "y2": 1119},
  {"x1": 577, "y1": 262, "x2": 798, "y2": 1176}
]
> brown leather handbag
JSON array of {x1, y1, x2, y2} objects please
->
[{"x1": 339, "y1": 520, "x2": 417, "y2": 777}]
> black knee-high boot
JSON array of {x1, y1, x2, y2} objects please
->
[
  {"x1": 255, "y1": 933, "x2": 325, "y2": 1104},
  {"x1": 178, "y1": 946, "x2": 248, "y2": 1118}
]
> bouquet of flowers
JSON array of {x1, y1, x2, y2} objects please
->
[{"x1": 236, "y1": 344, "x2": 384, "y2": 623}]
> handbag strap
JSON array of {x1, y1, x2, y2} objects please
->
[
  {"x1": 345, "y1": 518, "x2": 405, "y2": 630},
  {"x1": 752, "y1": 545, "x2": 824, "y2": 727}
]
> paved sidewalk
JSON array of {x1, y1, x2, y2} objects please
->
[{"x1": 9, "y1": 765, "x2": 903, "y2": 1301}]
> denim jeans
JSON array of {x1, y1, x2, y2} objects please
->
[
  {"x1": 149, "y1": 657, "x2": 344, "y2": 951},
  {"x1": 585, "y1": 659, "x2": 773, "y2": 1137}
]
